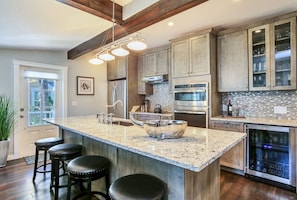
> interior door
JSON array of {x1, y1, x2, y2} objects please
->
[{"x1": 19, "y1": 67, "x2": 59, "y2": 157}]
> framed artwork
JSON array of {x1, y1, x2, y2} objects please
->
[{"x1": 77, "y1": 76, "x2": 94, "y2": 95}]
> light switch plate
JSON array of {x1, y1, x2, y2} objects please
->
[
  {"x1": 72, "y1": 101, "x2": 78, "y2": 106},
  {"x1": 274, "y1": 106, "x2": 287, "y2": 114}
]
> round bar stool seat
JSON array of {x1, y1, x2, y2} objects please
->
[
  {"x1": 48, "y1": 143, "x2": 83, "y2": 200},
  {"x1": 32, "y1": 137, "x2": 64, "y2": 182},
  {"x1": 66, "y1": 155, "x2": 110, "y2": 200},
  {"x1": 109, "y1": 174, "x2": 166, "y2": 200}
]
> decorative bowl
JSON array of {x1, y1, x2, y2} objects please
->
[{"x1": 142, "y1": 120, "x2": 187, "y2": 139}]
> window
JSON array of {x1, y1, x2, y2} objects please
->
[{"x1": 27, "y1": 78, "x2": 56, "y2": 126}]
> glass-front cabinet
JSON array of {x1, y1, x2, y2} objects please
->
[{"x1": 249, "y1": 18, "x2": 296, "y2": 91}]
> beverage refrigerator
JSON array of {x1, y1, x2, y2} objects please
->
[{"x1": 246, "y1": 124, "x2": 296, "y2": 188}]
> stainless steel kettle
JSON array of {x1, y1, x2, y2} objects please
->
[{"x1": 154, "y1": 104, "x2": 162, "y2": 113}]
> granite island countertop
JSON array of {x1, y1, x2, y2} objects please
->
[{"x1": 45, "y1": 116, "x2": 246, "y2": 173}]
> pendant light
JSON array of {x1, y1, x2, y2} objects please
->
[
  {"x1": 89, "y1": 57, "x2": 104, "y2": 65},
  {"x1": 127, "y1": 34, "x2": 147, "y2": 51},
  {"x1": 99, "y1": 51, "x2": 115, "y2": 61},
  {"x1": 111, "y1": 45, "x2": 130, "y2": 56},
  {"x1": 127, "y1": 40, "x2": 147, "y2": 51}
]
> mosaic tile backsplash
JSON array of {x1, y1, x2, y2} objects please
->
[
  {"x1": 145, "y1": 83, "x2": 173, "y2": 113},
  {"x1": 222, "y1": 91, "x2": 297, "y2": 120},
  {"x1": 145, "y1": 83, "x2": 297, "y2": 120}
]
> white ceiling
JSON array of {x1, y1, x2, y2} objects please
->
[{"x1": 1, "y1": 0, "x2": 297, "y2": 54}]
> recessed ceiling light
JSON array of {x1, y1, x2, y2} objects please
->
[{"x1": 168, "y1": 22, "x2": 174, "y2": 27}]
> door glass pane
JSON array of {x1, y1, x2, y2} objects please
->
[
  {"x1": 274, "y1": 22, "x2": 291, "y2": 86},
  {"x1": 28, "y1": 78, "x2": 56, "y2": 126},
  {"x1": 252, "y1": 28, "x2": 267, "y2": 87}
]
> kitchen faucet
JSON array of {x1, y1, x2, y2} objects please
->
[
  {"x1": 99, "y1": 99, "x2": 123, "y2": 124},
  {"x1": 106, "y1": 99, "x2": 123, "y2": 108}
]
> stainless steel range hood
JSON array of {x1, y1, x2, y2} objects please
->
[{"x1": 141, "y1": 74, "x2": 168, "y2": 84}]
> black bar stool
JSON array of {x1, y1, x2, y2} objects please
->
[
  {"x1": 66, "y1": 155, "x2": 110, "y2": 200},
  {"x1": 109, "y1": 174, "x2": 166, "y2": 200},
  {"x1": 48, "y1": 143, "x2": 83, "y2": 200},
  {"x1": 32, "y1": 137, "x2": 64, "y2": 182}
]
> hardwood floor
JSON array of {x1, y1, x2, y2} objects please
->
[{"x1": 0, "y1": 159, "x2": 296, "y2": 200}]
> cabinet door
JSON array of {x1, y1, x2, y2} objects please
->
[
  {"x1": 218, "y1": 30, "x2": 248, "y2": 92},
  {"x1": 190, "y1": 34, "x2": 210, "y2": 75},
  {"x1": 270, "y1": 18, "x2": 296, "y2": 90},
  {"x1": 138, "y1": 56, "x2": 153, "y2": 95},
  {"x1": 156, "y1": 49, "x2": 169, "y2": 75},
  {"x1": 249, "y1": 24, "x2": 271, "y2": 91},
  {"x1": 172, "y1": 39, "x2": 189, "y2": 77},
  {"x1": 144, "y1": 53, "x2": 156, "y2": 76},
  {"x1": 107, "y1": 57, "x2": 127, "y2": 80},
  {"x1": 210, "y1": 120, "x2": 245, "y2": 171}
]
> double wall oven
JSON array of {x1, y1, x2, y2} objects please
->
[{"x1": 174, "y1": 83, "x2": 208, "y2": 128}]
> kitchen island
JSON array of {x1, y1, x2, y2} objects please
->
[{"x1": 45, "y1": 116, "x2": 246, "y2": 200}]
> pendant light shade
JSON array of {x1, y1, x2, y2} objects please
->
[
  {"x1": 127, "y1": 40, "x2": 147, "y2": 51},
  {"x1": 99, "y1": 52, "x2": 115, "y2": 61},
  {"x1": 89, "y1": 58, "x2": 104, "y2": 65},
  {"x1": 111, "y1": 47, "x2": 130, "y2": 57}
]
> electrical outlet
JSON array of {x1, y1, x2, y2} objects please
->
[{"x1": 274, "y1": 106, "x2": 287, "y2": 114}]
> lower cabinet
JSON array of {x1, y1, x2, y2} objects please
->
[
  {"x1": 134, "y1": 113, "x2": 172, "y2": 121},
  {"x1": 210, "y1": 120, "x2": 245, "y2": 172}
]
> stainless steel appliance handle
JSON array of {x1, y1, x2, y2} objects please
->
[
  {"x1": 174, "y1": 110, "x2": 206, "y2": 115},
  {"x1": 174, "y1": 89, "x2": 207, "y2": 93}
]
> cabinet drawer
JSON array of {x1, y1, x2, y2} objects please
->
[
  {"x1": 210, "y1": 120, "x2": 244, "y2": 132},
  {"x1": 135, "y1": 114, "x2": 172, "y2": 121}
]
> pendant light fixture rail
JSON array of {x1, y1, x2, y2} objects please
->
[{"x1": 89, "y1": 0, "x2": 147, "y2": 65}]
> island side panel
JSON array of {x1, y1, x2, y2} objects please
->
[
  {"x1": 62, "y1": 128, "x2": 185, "y2": 200},
  {"x1": 185, "y1": 159, "x2": 220, "y2": 200}
]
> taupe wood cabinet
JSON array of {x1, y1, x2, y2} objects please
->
[
  {"x1": 171, "y1": 30, "x2": 214, "y2": 78},
  {"x1": 248, "y1": 17, "x2": 296, "y2": 91},
  {"x1": 134, "y1": 113, "x2": 172, "y2": 121},
  {"x1": 210, "y1": 120, "x2": 245, "y2": 171},
  {"x1": 144, "y1": 48, "x2": 169, "y2": 76},
  {"x1": 107, "y1": 57, "x2": 126, "y2": 80},
  {"x1": 217, "y1": 30, "x2": 249, "y2": 92},
  {"x1": 138, "y1": 55, "x2": 153, "y2": 95}
]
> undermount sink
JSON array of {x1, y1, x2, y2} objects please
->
[{"x1": 112, "y1": 121, "x2": 134, "y2": 126}]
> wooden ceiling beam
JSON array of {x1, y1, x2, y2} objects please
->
[
  {"x1": 67, "y1": 0, "x2": 208, "y2": 59},
  {"x1": 56, "y1": 0, "x2": 123, "y2": 24}
]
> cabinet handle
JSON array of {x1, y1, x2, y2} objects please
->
[{"x1": 223, "y1": 122, "x2": 230, "y2": 124}]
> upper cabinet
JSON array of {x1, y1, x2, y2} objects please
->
[
  {"x1": 138, "y1": 55, "x2": 153, "y2": 95},
  {"x1": 249, "y1": 17, "x2": 296, "y2": 91},
  {"x1": 171, "y1": 31, "x2": 214, "y2": 78},
  {"x1": 217, "y1": 30, "x2": 249, "y2": 92},
  {"x1": 144, "y1": 47, "x2": 170, "y2": 76},
  {"x1": 107, "y1": 57, "x2": 126, "y2": 80}
]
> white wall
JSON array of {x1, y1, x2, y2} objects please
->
[
  {"x1": 0, "y1": 48, "x2": 107, "y2": 117},
  {"x1": 0, "y1": 48, "x2": 107, "y2": 158}
]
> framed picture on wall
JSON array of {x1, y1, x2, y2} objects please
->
[{"x1": 77, "y1": 76, "x2": 94, "y2": 95}]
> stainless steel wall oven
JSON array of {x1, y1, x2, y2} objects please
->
[
  {"x1": 174, "y1": 83, "x2": 208, "y2": 128},
  {"x1": 246, "y1": 124, "x2": 296, "y2": 188}
]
